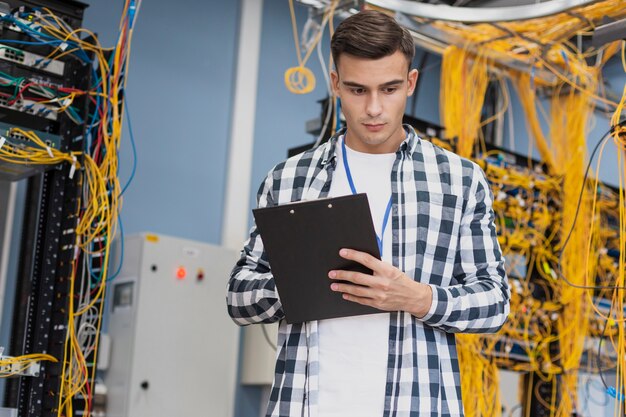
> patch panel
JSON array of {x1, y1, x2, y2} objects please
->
[
  {"x1": 0, "y1": 7, "x2": 84, "y2": 38},
  {"x1": 0, "y1": 11, "x2": 44, "y2": 36},
  {"x1": 0, "y1": 122, "x2": 64, "y2": 180},
  {"x1": 0, "y1": 95, "x2": 57, "y2": 120},
  {"x1": 0, "y1": 347, "x2": 42, "y2": 378},
  {"x1": 0, "y1": 43, "x2": 65, "y2": 76},
  {"x1": 0, "y1": 121, "x2": 62, "y2": 149}
]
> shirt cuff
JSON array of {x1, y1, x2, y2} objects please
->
[{"x1": 418, "y1": 284, "x2": 450, "y2": 326}]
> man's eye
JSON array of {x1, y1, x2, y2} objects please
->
[
  {"x1": 351, "y1": 88, "x2": 365, "y2": 95},
  {"x1": 383, "y1": 87, "x2": 398, "y2": 94}
]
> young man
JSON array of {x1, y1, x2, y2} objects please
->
[{"x1": 227, "y1": 10, "x2": 509, "y2": 417}]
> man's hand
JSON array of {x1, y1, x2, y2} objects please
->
[{"x1": 328, "y1": 248, "x2": 433, "y2": 318}]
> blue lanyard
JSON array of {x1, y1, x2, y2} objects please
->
[{"x1": 341, "y1": 138, "x2": 393, "y2": 256}]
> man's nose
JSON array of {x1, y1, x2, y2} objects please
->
[{"x1": 365, "y1": 93, "x2": 383, "y2": 118}]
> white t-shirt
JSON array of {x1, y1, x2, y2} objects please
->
[{"x1": 318, "y1": 137, "x2": 396, "y2": 417}]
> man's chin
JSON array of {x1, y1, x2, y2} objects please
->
[{"x1": 360, "y1": 132, "x2": 390, "y2": 147}]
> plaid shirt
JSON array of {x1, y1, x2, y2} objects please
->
[{"x1": 227, "y1": 125, "x2": 510, "y2": 417}]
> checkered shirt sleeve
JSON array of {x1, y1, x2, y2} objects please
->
[
  {"x1": 419, "y1": 162, "x2": 510, "y2": 333},
  {"x1": 226, "y1": 168, "x2": 285, "y2": 325}
]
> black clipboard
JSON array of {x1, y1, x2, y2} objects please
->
[{"x1": 252, "y1": 193, "x2": 382, "y2": 324}]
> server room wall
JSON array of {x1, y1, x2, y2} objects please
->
[{"x1": 247, "y1": 0, "x2": 332, "y2": 222}]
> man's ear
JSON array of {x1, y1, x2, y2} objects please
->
[
  {"x1": 330, "y1": 70, "x2": 341, "y2": 98},
  {"x1": 407, "y1": 68, "x2": 419, "y2": 96}
]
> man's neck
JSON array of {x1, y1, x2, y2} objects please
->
[{"x1": 343, "y1": 126, "x2": 406, "y2": 154}]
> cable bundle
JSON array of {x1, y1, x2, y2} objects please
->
[
  {"x1": 0, "y1": 353, "x2": 58, "y2": 378},
  {"x1": 0, "y1": 2, "x2": 140, "y2": 416},
  {"x1": 440, "y1": 45, "x2": 490, "y2": 158}
]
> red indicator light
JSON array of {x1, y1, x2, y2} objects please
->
[{"x1": 176, "y1": 267, "x2": 187, "y2": 280}]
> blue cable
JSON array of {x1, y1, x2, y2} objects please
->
[
  {"x1": 0, "y1": 16, "x2": 59, "y2": 41},
  {"x1": 128, "y1": 0, "x2": 137, "y2": 29},
  {"x1": 86, "y1": 71, "x2": 103, "y2": 151},
  {"x1": 0, "y1": 38, "x2": 59, "y2": 46},
  {"x1": 66, "y1": 106, "x2": 83, "y2": 124},
  {"x1": 85, "y1": 58, "x2": 108, "y2": 151},
  {"x1": 120, "y1": 98, "x2": 137, "y2": 196},
  {"x1": 606, "y1": 386, "x2": 625, "y2": 402}
]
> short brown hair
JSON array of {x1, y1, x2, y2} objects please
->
[{"x1": 331, "y1": 10, "x2": 415, "y2": 69}]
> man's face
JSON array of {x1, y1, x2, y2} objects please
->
[{"x1": 331, "y1": 50, "x2": 418, "y2": 154}]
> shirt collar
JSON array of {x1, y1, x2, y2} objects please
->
[{"x1": 320, "y1": 124, "x2": 420, "y2": 167}]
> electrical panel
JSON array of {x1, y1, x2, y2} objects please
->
[{"x1": 103, "y1": 233, "x2": 240, "y2": 417}]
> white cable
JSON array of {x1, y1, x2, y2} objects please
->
[{"x1": 302, "y1": 12, "x2": 320, "y2": 53}]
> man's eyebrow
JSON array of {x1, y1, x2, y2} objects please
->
[
  {"x1": 380, "y1": 80, "x2": 404, "y2": 87},
  {"x1": 342, "y1": 81, "x2": 366, "y2": 88},
  {"x1": 342, "y1": 79, "x2": 404, "y2": 88}
]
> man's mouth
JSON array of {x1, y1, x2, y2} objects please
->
[{"x1": 363, "y1": 123, "x2": 385, "y2": 132}]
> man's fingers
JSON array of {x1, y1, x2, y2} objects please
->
[
  {"x1": 328, "y1": 269, "x2": 375, "y2": 286},
  {"x1": 331, "y1": 282, "x2": 374, "y2": 299},
  {"x1": 339, "y1": 248, "x2": 395, "y2": 275},
  {"x1": 339, "y1": 248, "x2": 379, "y2": 270},
  {"x1": 342, "y1": 293, "x2": 375, "y2": 307}
]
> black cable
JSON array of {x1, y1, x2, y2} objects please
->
[
  {"x1": 596, "y1": 318, "x2": 610, "y2": 389},
  {"x1": 556, "y1": 119, "x2": 626, "y2": 290},
  {"x1": 595, "y1": 316, "x2": 626, "y2": 403}
]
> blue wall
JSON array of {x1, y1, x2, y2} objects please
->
[
  {"x1": 83, "y1": 0, "x2": 240, "y2": 245},
  {"x1": 249, "y1": 0, "x2": 331, "y2": 216}
]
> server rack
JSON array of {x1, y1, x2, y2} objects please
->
[{"x1": 0, "y1": 1, "x2": 92, "y2": 416}]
